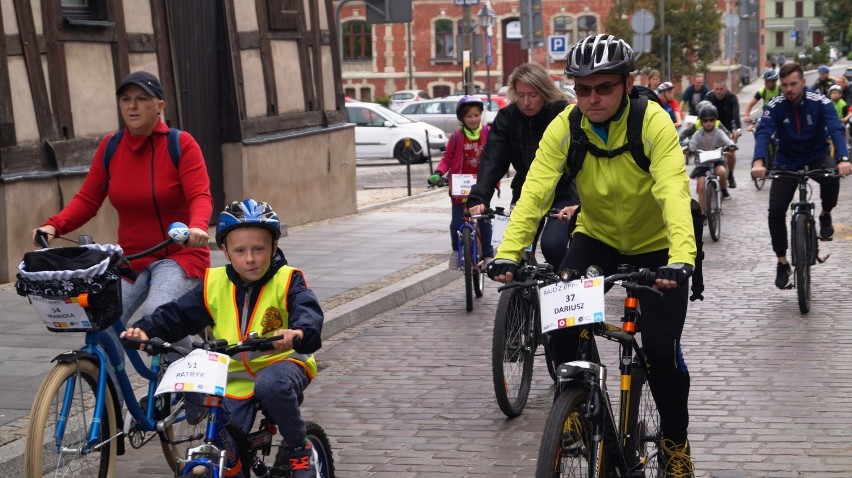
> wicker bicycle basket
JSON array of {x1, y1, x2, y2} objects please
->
[{"x1": 16, "y1": 244, "x2": 125, "y2": 332}]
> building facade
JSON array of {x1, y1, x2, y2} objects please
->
[
  {"x1": 0, "y1": 0, "x2": 351, "y2": 282},
  {"x1": 764, "y1": 0, "x2": 828, "y2": 59}
]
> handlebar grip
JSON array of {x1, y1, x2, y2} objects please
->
[{"x1": 35, "y1": 230, "x2": 50, "y2": 248}]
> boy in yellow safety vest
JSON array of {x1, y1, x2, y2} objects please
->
[{"x1": 122, "y1": 198, "x2": 323, "y2": 478}]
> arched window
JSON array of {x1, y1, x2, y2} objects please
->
[
  {"x1": 342, "y1": 20, "x2": 372, "y2": 61},
  {"x1": 554, "y1": 15, "x2": 573, "y2": 44},
  {"x1": 435, "y1": 19, "x2": 454, "y2": 59},
  {"x1": 577, "y1": 15, "x2": 597, "y2": 40}
]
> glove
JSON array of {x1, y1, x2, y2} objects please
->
[
  {"x1": 464, "y1": 195, "x2": 482, "y2": 210},
  {"x1": 655, "y1": 263, "x2": 694, "y2": 285},
  {"x1": 487, "y1": 259, "x2": 519, "y2": 281},
  {"x1": 428, "y1": 173, "x2": 442, "y2": 186}
]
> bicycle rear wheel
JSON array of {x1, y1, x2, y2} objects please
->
[
  {"x1": 306, "y1": 421, "x2": 336, "y2": 478},
  {"x1": 793, "y1": 214, "x2": 811, "y2": 313},
  {"x1": 25, "y1": 360, "x2": 117, "y2": 478},
  {"x1": 624, "y1": 363, "x2": 662, "y2": 477},
  {"x1": 462, "y1": 228, "x2": 474, "y2": 312},
  {"x1": 492, "y1": 287, "x2": 537, "y2": 418},
  {"x1": 535, "y1": 388, "x2": 602, "y2": 478},
  {"x1": 706, "y1": 179, "x2": 721, "y2": 242}
]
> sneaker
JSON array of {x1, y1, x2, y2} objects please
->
[
  {"x1": 721, "y1": 188, "x2": 731, "y2": 200},
  {"x1": 819, "y1": 213, "x2": 834, "y2": 240},
  {"x1": 775, "y1": 262, "x2": 792, "y2": 289},
  {"x1": 661, "y1": 438, "x2": 695, "y2": 478},
  {"x1": 275, "y1": 441, "x2": 317, "y2": 478},
  {"x1": 727, "y1": 174, "x2": 736, "y2": 188}
]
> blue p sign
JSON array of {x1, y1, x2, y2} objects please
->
[{"x1": 548, "y1": 35, "x2": 569, "y2": 60}]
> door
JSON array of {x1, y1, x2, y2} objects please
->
[
  {"x1": 501, "y1": 19, "x2": 526, "y2": 85},
  {"x1": 168, "y1": 0, "x2": 225, "y2": 214}
]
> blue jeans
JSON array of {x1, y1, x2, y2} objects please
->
[
  {"x1": 450, "y1": 203, "x2": 494, "y2": 257},
  {"x1": 225, "y1": 360, "x2": 311, "y2": 448}
]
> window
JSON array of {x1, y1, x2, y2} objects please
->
[
  {"x1": 795, "y1": 1, "x2": 803, "y2": 17},
  {"x1": 775, "y1": 31, "x2": 784, "y2": 48},
  {"x1": 432, "y1": 85, "x2": 451, "y2": 98},
  {"x1": 435, "y1": 19, "x2": 454, "y2": 59},
  {"x1": 267, "y1": 0, "x2": 299, "y2": 31},
  {"x1": 554, "y1": 16, "x2": 573, "y2": 44},
  {"x1": 359, "y1": 87, "x2": 372, "y2": 102},
  {"x1": 775, "y1": 2, "x2": 783, "y2": 17},
  {"x1": 814, "y1": 2, "x2": 822, "y2": 16},
  {"x1": 342, "y1": 20, "x2": 372, "y2": 61},
  {"x1": 577, "y1": 15, "x2": 597, "y2": 40},
  {"x1": 61, "y1": 0, "x2": 110, "y2": 25}
]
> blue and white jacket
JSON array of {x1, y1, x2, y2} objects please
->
[{"x1": 753, "y1": 90, "x2": 848, "y2": 170}]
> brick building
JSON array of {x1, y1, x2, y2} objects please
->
[{"x1": 336, "y1": 0, "x2": 615, "y2": 101}]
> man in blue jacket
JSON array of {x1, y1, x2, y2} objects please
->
[{"x1": 751, "y1": 63, "x2": 851, "y2": 289}]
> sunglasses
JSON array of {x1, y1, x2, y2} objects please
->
[
  {"x1": 574, "y1": 81, "x2": 622, "y2": 97},
  {"x1": 701, "y1": 118, "x2": 716, "y2": 123}
]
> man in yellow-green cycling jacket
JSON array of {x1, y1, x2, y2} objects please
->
[{"x1": 487, "y1": 34, "x2": 696, "y2": 477}]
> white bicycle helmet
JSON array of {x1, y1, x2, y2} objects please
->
[{"x1": 565, "y1": 34, "x2": 635, "y2": 78}]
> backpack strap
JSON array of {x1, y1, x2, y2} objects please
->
[
  {"x1": 102, "y1": 128, "x2": 182, "y2": 190},
  {"x1": 566, "y1": 97, "x2": 650, "y2": 175}
]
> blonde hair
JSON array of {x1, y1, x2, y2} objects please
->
[{"x1": 507, "y1": 63, "x2": 569, "y2": 105}]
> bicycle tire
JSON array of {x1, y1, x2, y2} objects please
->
[
  {"x1": 462, "y1": 228, "x2": 474, "y2": 312},
  {"x1": 306, "y1": 421, "x2": 337, "y2": 478},
  {"x1": 544, "y1": 342, "x2": 558, "y2": 383},
  {"x1": 25, "y1": 360, "x2": 117, "y2": 478},
  {"x1": 793, "y1": 214, "x2": 811, "y2": 313},
  {"x1": 492, "y1": 287, "x2": 537, "y2": 418},
  {"x1": 706, "y1": 179, "x2": 721, "y2": 242},
  {"x1": 624, "y1": 363, "x2": 663, "y2": 477},
  {"x1": 159, "y1": 393, "x2": 208, "y2": 471},
  {"x1": 535, "y1": 388, "x2": 603, "y2": 478},
  {"x1": 753, "y1": 175, "x2": 766, "y2": 190}
]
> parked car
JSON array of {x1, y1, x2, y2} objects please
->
[
  {"x1": 344, "y1": 102, "x2": 447, "y2": 164},
  {"x1": 388, "y1": 89, "x2": 430, "y2": 112},
  {"x1": 399, "y1": 96, "x2": 500, "y2": 134}
]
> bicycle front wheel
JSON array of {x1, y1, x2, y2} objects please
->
[
  {"x1": 624, "y1": 364, "x2": 662, "y2": 477},
  {"x1": 306, "y1": 421, "x2": 336, "y2": 478},
  {"x1": 706, "y1": 179, "x2": 721, "y2": 242},
  {"x1": 159, "y1": 393, "x2": 208, "y2": 471},
  {"x1": 793, "y1": 214, "x2": 811, "y2": 313},
  {"x1": 492, "y1": 287, "x2": 537, "y2": 418},
  {"x1": 25, "y1": 360, "x2": 117, "y2": 478},
  {"x1": 535, "y1": 388, "x2": 603, "y2": 478},
  {"x1": 462, "y1": 228, "x2": 474, "y2": 312}
]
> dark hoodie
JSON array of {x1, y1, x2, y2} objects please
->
[
  {"x1": 132, "y1": 248, "x2": 323, "y2": 355},
  {"x1": 467, "y1": 100, "x2": 578, "y2": 207}
]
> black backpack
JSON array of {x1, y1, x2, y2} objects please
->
[
  {"x1": 565, "y1": 87, "x2": 705, "y2": 301},
  {"x1": 101, "y1": 128, "x2": 182, "y2": 190}
]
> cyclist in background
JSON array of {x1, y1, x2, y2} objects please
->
[
  {"x1": 679, "y1": 100, "x2": 730, "y2": 143},
  {"x1": 122, "y1": 199, "x2": 324, "y2": 478},
  {"x1": 679, "y1": 73, "x2": 710, "y2": 117},
  {"x1": 744, "y1": 69, "x2": 781, "y2": 129},
  {"x1": 656, "y1": 81, "x2": 682, "y2": 128},
  {"x1": 704, "y1": 79, "x2": 742, "y2": 188},
  {"x1": 811, "y1": 65, "x2": 834, "y2": 96},
  {"x1": 488, "y1": 34, "x2": 696, "y2": 476},
  {"x1": 688, "y1": 104, "x2": 733, "y2": 210},
  {"x1": 466, "y1": 62, "x2": 578, "y2": 267},
  {"x1": 428, "y1": 96, "x2": 493, "y2": 264},
  {"x1": 751, "y1": 63, "x2": 850, "y2": 289}
]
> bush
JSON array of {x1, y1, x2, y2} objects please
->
[{"x1": 374, "y1": 95, "x2": 390, "y2": 107}]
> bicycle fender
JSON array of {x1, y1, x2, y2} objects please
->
[{"x1": 51, "y1": 350, "x2": 98, "y2": 364}]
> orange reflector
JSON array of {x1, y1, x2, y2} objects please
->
[
  {"x1": 623, "y1": 321, "x2": 636, "y2": 333},
  {"x1": 77, "y1": 293, "x2": 90, "y2": 308},
  {"x1": 624, "y1": 297, "x2": 638, "y2": 308}
]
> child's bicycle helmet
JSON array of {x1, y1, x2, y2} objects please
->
[
  {"x1": 565, "y1": 34, "x2": 635, "y2": 78},
  {"x1": 698, "y1": 104, "x2": 718, "y2": 120},
  {"x1": 216, "y1": 199, "x2": 282, "y2": 246},
  {"x1": 456, "y1": 95, "x2": 484, "y2": 121}
]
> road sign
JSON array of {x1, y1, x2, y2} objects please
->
[
  {"x1": 631, "y1": 9, "x2": 654, "y2": 35},
  {"x1": 632, "y1": 34, "x2": 652, "y2": 54},
  {"x1": 365, "y1": 0, "x2": 412, "y2": 24},
  {"x1": 548, "y1": 35, "x2": 569, "y2": 60}
]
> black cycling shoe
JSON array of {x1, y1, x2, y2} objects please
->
[
  {"x1": 727, "y1": 174, "x2": 736, "y2": 189},
  {"x1": 819, "y1": 213, "x2": 834, "y2": 240},
  {"x1": 775, "y1": 262, "x2": 792, "y2": 290}
]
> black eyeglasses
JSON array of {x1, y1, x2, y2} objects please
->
[
  {"x1": 701, "y1": 118, "x2": 716, "y2": 123},
  {"x1": 574, "y1": 81, "x2": 622, "y2": 97}
]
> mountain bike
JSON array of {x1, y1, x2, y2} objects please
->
[
  {"x1": 768, "y1": 168, "x2": 837, "y2": 313},
  {"x1": 491, "y1": 208, "x2": 572, "y2": 418},
  {"x1": 534, "y1": 266, "x2": 663, "y2": 478},
  {"x1": 17, "y1": 224, "x2": 204, "y2": 477},
  {"x1": 688, "y1": 145, "x2": 736, "y2": 242},
  {"x1": 124, "y1": 334, "x2": 335, "y2": 478}
]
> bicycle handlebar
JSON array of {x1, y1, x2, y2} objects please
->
[
  {"x1": 123, "y1": 333, "x2": 298, "y2": 358},
  {"x1": 768, "y1": 168, "x2": 838, "y2": 180},
  {"x1": 497, "y1": 265, "x2": 662, "y2": 297}
]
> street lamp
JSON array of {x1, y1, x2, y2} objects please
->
[{"x1": 477, "y1": 0, "x2": 497, "y2": 107}]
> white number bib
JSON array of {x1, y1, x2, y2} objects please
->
[
  {"x1": 491, "y1": 214, "x2": 509, "y2": 250},
  {"x1": 155, "y1": 349, "x2": 230, "y2": 397},
  {"x1": 29, "y1": 295, "x2": 91, "y2": 331},
  {"x1": 538, "y1": 277, "x2": 606, "y2": 334},
  {"x1": 451, "y1": 174, "x2": 476, "y2": 196}
]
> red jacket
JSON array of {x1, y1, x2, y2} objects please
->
[
  {"x1": 435, "y1": 126, "x2": 490, "y2": 204},
  {"x1": 45, "y1": 120, "x2": 213, "y2": 279}
]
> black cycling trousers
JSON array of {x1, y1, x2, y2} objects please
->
[
  {"x1": 537, "y1": 194, "x2": 577, "y2": 267},
  {"x1": 550, "y1": 233, "x2": 691, "y2": 442},
  {"x1": 768, "y1": 156, "x2": 839, "y2": 258}
]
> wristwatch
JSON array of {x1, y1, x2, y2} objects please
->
[{"x1": 838, "y1": 156, "x2": 850, "y2": 163}]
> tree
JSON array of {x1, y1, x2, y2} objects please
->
[
  {"x1": 605, "y1": 0, "x2": 722, "y2": 81},
  {"x1": 820, "y1": 0, "x2": 852, "y2": 51}
]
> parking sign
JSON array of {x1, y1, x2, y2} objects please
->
[{"x1": 548, "y1": 35, "x2": 569, "y2": 60}]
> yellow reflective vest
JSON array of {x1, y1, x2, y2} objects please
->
[{"x1": 204, "y1": 266, "x2": 318, "y2": 399}]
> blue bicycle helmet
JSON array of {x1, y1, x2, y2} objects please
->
[
  {"x1": 456, "y1": 95, "x2": 484, "y2": 121},
  {"x1": 763, "y1": 69, "x2": 779, "y2": 81},
  {"x1": 216, "y1": 199, "x2": 281, "y2": 246},
  {"x1": 818, "y1": 65, "x2": 831, "y2": 73}
]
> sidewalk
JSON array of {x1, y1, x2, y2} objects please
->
[{"x1": 0, "y1": 181, "x2": 512, "y2": 471}]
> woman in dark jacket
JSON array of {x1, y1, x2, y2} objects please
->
[{"x1": 467, "y1": 62, "x2": 578, "y2": 266}]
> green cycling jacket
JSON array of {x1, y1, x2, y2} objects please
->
[{"x1": 494, "y1": 100, "x2": 695, "y2": 266}]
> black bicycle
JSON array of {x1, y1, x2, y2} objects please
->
[
  {"x1": 746, "y1": 119, "x2": 776, "y2": 191},
  {"x1": 768, "y1": 168, "x2": 837, "y2": 313},
  {"x1": 534, "y1": 265, "x2": 662, "y2": 478}
]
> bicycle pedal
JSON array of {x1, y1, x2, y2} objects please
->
[{"x1": 817, "y1": 253, "x2": 830, "y2": 263}]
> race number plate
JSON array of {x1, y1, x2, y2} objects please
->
[
  {"x1": 491, "y1": 214, "x2": 509, "y2": 250},
  {"x1": 451, "y1": 174, "x2": 476, "y2": 196},
  {"x1": 539, "y1": 277, "x2": 605, "y2": 334},
  {"x1": 29, "y1": 295, "x2": 91, "y2": 331},
  {"x1": 155, "y1": 349, "x2": 230, "y2": 397}
]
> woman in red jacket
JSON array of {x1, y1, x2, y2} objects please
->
[{"x1": 32, "y1": 71, "x2": 213, "y2": 372}]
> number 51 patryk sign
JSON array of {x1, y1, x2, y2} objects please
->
[{"x1": 538, "y1": 277, "x2": 606, "y2": 334}]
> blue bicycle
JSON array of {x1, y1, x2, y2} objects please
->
[
  {"x1": 124, "y1": 334, "x2": 335, "y2": 478},
  {"x1": 19, "y1": 225, "x2": 205, "y2": 477}
]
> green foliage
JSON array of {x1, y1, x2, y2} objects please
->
[
  {"x1": 604, "y1": 0, "x2": 722, "y2": 81},
  {"x1": 374, "y1": 95, "x2": 390, "y2": 107},
  {"x1": 821, "y1": 0, "x2": 852, "y2": 49},
  {"x1": 798, "y1": 45, "x2": 830, "y2": 68}
]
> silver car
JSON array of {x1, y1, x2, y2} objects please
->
[
  {"x1": 400, "y1": 97, "x2": 499, "y2": 135},
  {"x1": 387, "y1": 89, "x2": 431, "y2": 112}
]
